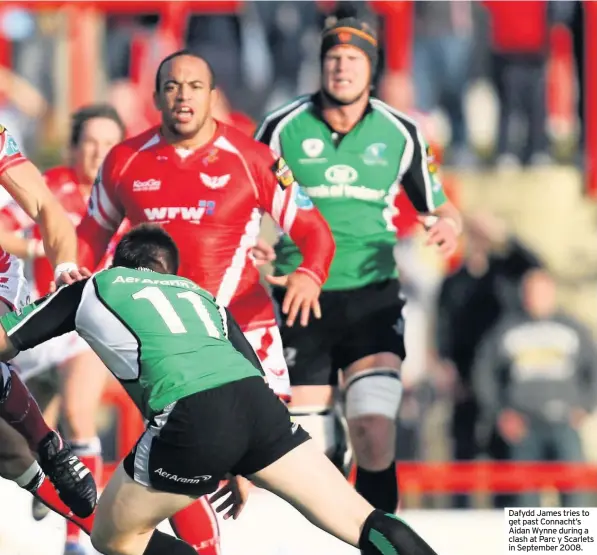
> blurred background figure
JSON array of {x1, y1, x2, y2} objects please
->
[
  {"x1": 435, "y1": 212, "x2": 542, "y2": 507},
  {"x1": 473, "y1": 269, "x2": 597, "y2": 507},
  {"x1": 485, "y1": 0, "x2": 552, "y2": 168},
  {"x1": 412, "y1": 0, "x2": 475, "y2": 167}
]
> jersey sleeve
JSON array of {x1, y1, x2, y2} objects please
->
[
  {"x1": 249, "y1": 146, "x2": 335, "y2": 286},
  {"x1": 86, "y1": 150, "x2": 126, "y2": 234},
  {"x1": 0, "y1": 279, "x2": 86, "y2": 352},
  {"x1": 399, "y1": 121, "x2": 448, "y2": 213},
  {"x1": 77, "y1": 149, "x2": 126, "y2": 269},
  {"x1": 0, "y1": 126, "x2": 26, "y2": 175}
]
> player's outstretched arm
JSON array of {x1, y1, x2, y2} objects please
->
[
  {"x1": 0, "y1": 161, "x2": 81, "y2": 281},
  {"x1": 0, "y1": 279, "x2": 86, "y2": 361}
]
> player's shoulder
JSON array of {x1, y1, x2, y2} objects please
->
[
  {"x1": 254, "y1": 94, "x2": 314, "y2": 142},
  {"x1": 106, "y1": 127, "x2": 161, "y2": 165},
  {"x1": 368, "y1": 98, "x2": 423, "y2": 139},
  {"x1": 218, "y1": 122, "x2": 276, "y2": 165}
]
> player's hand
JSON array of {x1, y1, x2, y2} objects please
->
[
  {"x1": 418, "y1": 215, "x2": 459, "y2": 258},
  {"x1": 50, "y1": 266, "x2": 92, "y2": 292},
  {"x1": 250, "y1": 238, "x2": 276, "y2": 266},
  {"x1": 209, "y1": 474, "x2": 251, "y2": 520},
  {"x1": 265, "y1": 271, "x2": 321, "y2": 327}
]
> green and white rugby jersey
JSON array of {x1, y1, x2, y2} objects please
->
[
  {"x1": 255, "y1": 94, "x2": 448, "y2": 290},
  {"x1": 0, "y1": 267, "x2": 263, "y2": 418}
]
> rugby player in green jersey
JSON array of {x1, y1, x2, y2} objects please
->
[
  {"x1": 255, "y1": 16, "x2": 462, "y2": 512},
  {"x1": 0, "y1": 224, "x2": 440, "y2": 555}
]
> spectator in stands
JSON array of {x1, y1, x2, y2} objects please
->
[
  {"x1": 254, "y1": 1, "x2": 320, "y2": 104},
  {"x1": 473, "y1": 269, "x2": 597, "y2": 507},
  {"x1": 435, "y1": 211, "x2": 542, "y2": 508},
  {"x1": 484, "y1": 0, "x2": 552, "y2": 167},
  {"x1": 412, "y1": 1, "x2": 476, "y2": 167},
  {"x1": 186, "y1": 13, "x2": 244, "y2": 111}
]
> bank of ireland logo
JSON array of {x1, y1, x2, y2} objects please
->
[
  {"x1": 362, "y1": 143, "x2": 387, "y2": 165},
  {"x1": 325, "y1": 164, "x2": 358, "y2": 185},
  {"x1": 302, "y1": 138, "x2": 324, "y2": 158}
]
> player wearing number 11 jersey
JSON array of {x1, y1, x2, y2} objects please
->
[{"x1": 0, "y1": 224, "x2": 440, "y2": 555}]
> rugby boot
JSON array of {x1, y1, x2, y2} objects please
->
[{"x1": 37, "y1": 431, "x2": 98, "y2": 518}]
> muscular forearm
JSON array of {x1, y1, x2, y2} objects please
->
[
  {"x1": 1, "y1": 161, "x2": 77, "y2": 269},
  {"x1": 37, "y1": 200, "x2": 77, "y2": 268}
]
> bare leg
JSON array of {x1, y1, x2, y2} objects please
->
[
  {"x1": 91, "y1": 463, "x2": 196, "y2": 555},
  {"x1": 249, "y1": 439, "x2": 373, "y2": 547}
]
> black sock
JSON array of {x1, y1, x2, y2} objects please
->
[
  {"x1": 144, "y1": 530, "x2": 198, "y2": 555},
  {"x1": 355, "y1": 462, "x2": 398, "y2": 513},
  {"x1": 359, "y1": 509, "x2": 438, "y2": 555}
]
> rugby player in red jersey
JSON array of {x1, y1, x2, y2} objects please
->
[{"x1": 76, "y1": 50, "x2": 335, "y2": 554}]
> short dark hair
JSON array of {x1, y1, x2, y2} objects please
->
[
  {"x1": 70, "y1": 104, "x2": 126, "y2": 147},
  {"x1": 112, "y1": 224, "x2": 179, "y2": 275},
  {"x1": 154, "y1": 49, "x2": 216, "y2": 92}
]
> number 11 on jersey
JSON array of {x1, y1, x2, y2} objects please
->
[{"x1": 132, "y1": 286, "x2": 224, "y2": 338}]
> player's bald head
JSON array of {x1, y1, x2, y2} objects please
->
[{"x1": 155, "y1": 50, "x2": 215, "y2": 93}]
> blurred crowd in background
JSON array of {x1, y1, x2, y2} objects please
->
[{"x1": 1, "y1": 0, "x2": 596, "y2": 510}]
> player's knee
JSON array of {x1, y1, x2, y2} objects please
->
[
  {"x1": 91, "y1": 526, "x2": 141, "y2": 555},
  {"x1": 343, "y1": 368, "x2": 402, "y2": 421},
  {"x1": 348, "y1": 419, "x2": 394, "y2": 465},
  {"x1": 288, "y1": 405, "x2": 338, "y2": 458},
  {"x1": 90, "y1": 526, "x2": 116, "y2": 555}
]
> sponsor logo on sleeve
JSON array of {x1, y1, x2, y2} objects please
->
[
  {"x1": 271, "y1": 157, "x2": 296, "y2": 189},
  {"x1": 426, "y1": 145, "x2": 438, "y2": 175}
]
